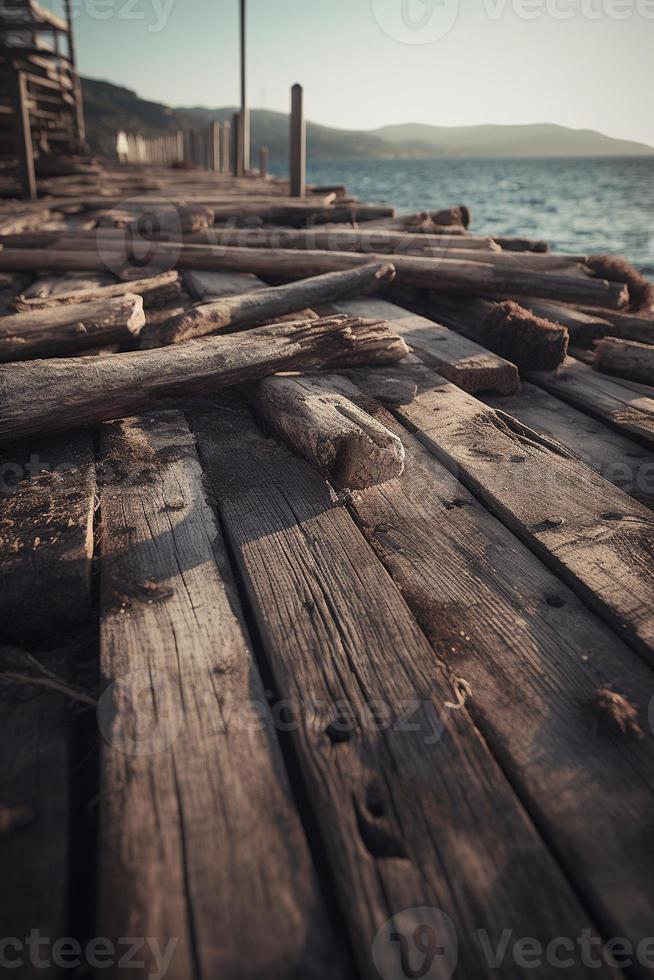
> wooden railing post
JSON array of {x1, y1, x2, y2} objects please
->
[
  {"x1": 260, "y1": 145, "x2": 269, "y2": 179},
  {"x1": 176, "y1": 130, "x2": 185, "y2": 164},
  {"x1": 12, "y1": 70, "x2": 36, "y2": 201},
  {"x1": 290, "y1": 83, "x2": 305, "y2": 198}
]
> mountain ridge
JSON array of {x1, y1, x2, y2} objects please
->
[{"x1": 82, "y1": 77, "x2": 654, "y2": 161}]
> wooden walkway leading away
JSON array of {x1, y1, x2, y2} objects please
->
[{"x1": 0, "y1": 164, "x2": 653, "y2": 980}]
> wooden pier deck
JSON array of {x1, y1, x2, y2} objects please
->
[{"x1": 0, "y1": 164, "x2": 653, "y2": 980}]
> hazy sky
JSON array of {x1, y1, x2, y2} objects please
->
[{"x1": 47, "y1": 0, "x2": 654, "y2": 146}]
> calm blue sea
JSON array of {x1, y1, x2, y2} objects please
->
[{"x1": 271, "y1": 157, "x2": 654, "y2": 275}]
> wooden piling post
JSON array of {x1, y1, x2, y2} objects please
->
[
  {"x1": 176, "y1": 130, "x2": 185, "y2": 163},
  {"x1": 290, "y1": 83, "x2": 306, "y2": 198},
  {"x1": 221, "y1": 121, "x2": 231, "y2": 174},
  {"x1": 231, "y1": 113, "x2": 240, "y2": 176},
  {"x1": 260, "y1": 145, "x2": 269, "y2": 178},
  {"x1": 12, "y1": 70, "x2": 36, "y2": 201},
  {"x1": 210, "y1": 121, "x2": 221, "y2": 172},
  {"x1": 239, "y1": 0, "x2": 250, "y2": 173}
]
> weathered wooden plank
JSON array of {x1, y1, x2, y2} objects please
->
[
  {"x1": 484, "y1": 382, "x2": 654, "y2": 511},
  {"x1": 0, "y1": 431, "x2": 95, "y2": 641},
  {"x1": 529, "y1": 356, "x2": 654, "y2": 450},
  {"x1": 379, "y1": 360, "x2": 654, "y2": 665},
  {"x1": 97, "y1": 410, "x2": 343, "y2": 980},
  {"x1": 183, "y1": 269, "x2": 266, "y2": 301},
  {"x1": 594, "y1": 337, "x2": 654, "y2": 386},
  {"x1": 326, "y1": 377, "x2": 654, "y2": 968},
  {"x1": 334, "y1": 297, "x2": 520, "y2": 394},
  {"x1": 0, "y1": 648, "x2": 73, "y2": 980},
  {"x1": 193, "y1": 396, "x2": 614, "y2": 980}
]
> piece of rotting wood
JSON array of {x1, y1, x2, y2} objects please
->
[
  {"x1": 142, "y1": 263, "x2": 395, "y2": 346},
  {"x1": 12, "y1": 271, "x2": 183, "y2": 312},
  {"x1": 0, "y1": 430, "x2": 95, "y2": 641},
  {"x1": 593, "y1": 337, "x2": 654, "y2": 386},
  {"x1": 97, "y1": 411, "x2": 343, "y2": 980},
  {"x1": 0, "y1": 294, "x2": 145, "y2": 362},
  {"x1": 0, "y1": 316, "x2": 407, "y2": 444},
  {"x1": 191, "y1": 396, "x2": 615, "y2": 980},
  {"x1": 423, "y1": 295, "x2": 569, "y2": 371},
  {"x1": 576, "y1": 307, "x2": 654, "y2": 345},
  {"x1": 483, "y1": 382, "x2": 654, "y2": 512},
  {"x1": 254, "y1": 373, "x2": 405, "y2": 489},
  {"x1": 514, "y1": 297, "x2": 615, "y2": 347},
  {"x1": 334, "y1": 296, "x2": 520, "y2": 394},
  {"x1": 380, "y1": 359, "x2": 654, "y2": 665},
  {"x1": 529, "y1": 356, "x2": 654, "y2": 451}
]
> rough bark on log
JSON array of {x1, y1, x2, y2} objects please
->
[
  {"x1": 586, "y1": 255, "x2": 654, "y2": 312},
  {"x1": 0, "y1": 247, "x2": 627, "y2": 308},
  {"x1": 12, "y1": 271, "x2": 183, "y2": 312},
  {"x1": 423, "y1": 296, "x2": 569, "y2": 371},
  {"x1": 593, "y1": 337, "x2": 654, "y2": 385},
  {"x1": 142, "y1": 263, "x2": 396, "y2": 347},
  {"x1": 254, "y1": 373, "x2": 405, "y2": 489},
  {"x1": 183, "y1": 226, "x2": 499, "y2": 252},
  {"x1": 0, "y1": 295, "x2": 145, "y2": 362},
  {"x1": 0, "y1": 316, "x2": 407, "y2": 443}
]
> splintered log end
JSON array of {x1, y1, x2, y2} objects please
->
[
  {"x1": 330, "y1": 319, "x2": 410, "y2": 367},
  {"x1": 482, "y1": 301, "x2": 569, "y2": 372},
  {"x1": 591, "y1": 688, "x2": 643, "y2": 739},
  {"x1": 126, "y1": 294, "x2": 147, "y2": 336},
  {"x1": 586, "y1": 255, "x2": 654, "y2": 312},
  {"x1": 140, "y1": 302, "x2": 231, "y2": 349},
  {"x1": 256, "y1": 374, "x2": 405, "y2": 489}
]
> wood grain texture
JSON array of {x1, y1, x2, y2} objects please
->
[
  {"x1": 593, "y1": 337, "x2": 654, "y2": 386},
  {"x1": 380, "y1": 360, "x2": 654, "y2": 664},
  {"x1": 192, "y1": 396, "x2": 614, "y2": 980},
  {"x1": 483, "y1": 382, "x2": 654, "y2": 511},
  {"x1": 12, "y1": 271, "x2": 183, "y2": 312},
  {"x1": 254, "y1": 374, "x2": 405, "y2": 489},
  {"x1": 0, "y1": 649, "x2": 72, "y2": 980},
  {"x1": 334, "y1": 297, "x2": 520, "y2": 395},
  {"x1": 0, "y1": 316, "x2": 406, "y2": 444},
  {"x1": 98, "y1": 410, "x2": 343, "y2": 980},
  {"x1": 333, "y1": 382, "x2": 654, "y2": 970},
  {"x1": 529, "y1": 356, "x2": 654, "y2": 450},
  {"x1": 0, "y1": 431, "x2": 95, "y2": 641}
]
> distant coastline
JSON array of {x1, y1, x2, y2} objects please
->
[{"x1": 82, "y1": 77, "x2": 654, "y2": 161}]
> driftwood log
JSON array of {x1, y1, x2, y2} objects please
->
[
  {"x1": 593, "y1": 337, "x2": 654, "y2": 385},
  {"x1": 12, "y1": 271, "x2": 183, "y2": 312},
  {"x1": 514, "y1": 298, "x2": 614, "y2": 347},
  {"x1": 142, "y1": 263, "x2": 396, "y2": 347},
  {"x1": 0, "y1": 316, "x2": 408, "y2": 443},
  {"x1": 254, "y1": 374, "x2": 405, "y2": 489},
  {"x1": 576, "y1": 308, "x2": 654, "y2": 345},
  {"x1": 0, "y1": 247, "x2": 627, "y2": 309},
  {"x1": 412, "y1": 295, "x2": 569, "y2": 371},
  {"x1": 126, "y1": 205, "x2": 215, "y2": 235},
  {"x1": 0, "y1": 294, "x2": 145, "y2": 362}
]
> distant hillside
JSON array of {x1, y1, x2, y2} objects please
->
[{"x1": 82, "y1": 77, "x2": 654, "y2": 160}]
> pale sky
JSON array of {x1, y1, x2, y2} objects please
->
[{"x1": 47, "y1": 0, "x2": 654, "y2": 146}]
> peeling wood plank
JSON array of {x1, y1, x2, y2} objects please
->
[{"x1": 97, "y1": 410, "x2": 344, "y2": 980}]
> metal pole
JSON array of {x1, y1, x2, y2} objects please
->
[
  {"x1": 290, "y1": 84, "x2": 305, "y2": 198},
  {"x1": 238, "y1": 0, "x2": 250, "y2": 174},
  {"x1": 63, "y1": 0, "x2": 86, "y2": 150}
]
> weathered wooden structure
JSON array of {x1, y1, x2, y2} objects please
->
[
  {"x1": 0, "y1": 160, "x2": 653, "y2": 980},
  {"x1": 0, "y1": 0, "x2": 85, "y2": 199}
]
